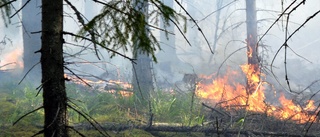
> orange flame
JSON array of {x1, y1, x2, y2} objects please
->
[
  {"x1": 0, "y1": 48, "x2": 23, "y2": 71},
  {"x1": 247, "y1": 46, "x2": 253, "y2": 58},
  {"x1": 196, "y1": 63, "x2": 317, "y2": 123}
]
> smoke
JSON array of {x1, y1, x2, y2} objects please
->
[
  {"x1": 0, "y1": 2, "x2": 23, "y2": 77},
  {"x1": 1, "y1": 0, "x2": 320, "y2": 94},
  {"x1": 63, "y1": 1, "x2": 132, "y2": 83}
]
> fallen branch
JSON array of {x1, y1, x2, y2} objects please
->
[
  {"x1": 71, "y1": 122, "x2": 317, "y2": 137},
  {"x1": 202, "y1": 102, "x2": 230, "y2": 117}
]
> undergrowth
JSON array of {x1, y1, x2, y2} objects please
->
[{"x1": 0, "y1": 82, "x2": 205, "y2": 136}]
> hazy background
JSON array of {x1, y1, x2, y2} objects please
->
[{"x1": 0, "y1": 0, "x2": 319, "y2": 96}]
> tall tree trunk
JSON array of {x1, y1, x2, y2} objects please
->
[
  {"x1": 155, "y1": 0, "x2": 179, "y2": 78},
  {"x1": 245, "y1": 0, "x2": 259, "y2": 94},
  {"x1": 22, "y1": 0, "x2": 41, "y2": 80},
  {"x1": 132, "y1": 54, "x2": 153, "y2": 101},
  {"x1": 132, "y1": 0, "x2": 153, "y2": 102},
  {"x1": 41, "y1": 0, "x2": 67, "y2": 136},
  {"x1": 208, "y1": 0, "x2": 223, "y2": 64}
]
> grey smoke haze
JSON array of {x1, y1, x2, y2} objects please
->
[{"x1": 0, "y1": 0, "x2": 320, "y2": 94}]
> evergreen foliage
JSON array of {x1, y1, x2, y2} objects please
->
[
  {"x1": 78, "y1": 0, "x2": 186, "y2": 62},
  {"x1": 0, "y1": 0, "x2": 11, "y2": 26}
]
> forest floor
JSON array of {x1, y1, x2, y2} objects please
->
[{"x1": 1, "y1": 82, "x2": 320, "y2": 137}]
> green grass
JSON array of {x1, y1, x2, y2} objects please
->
[
  {"x1": 0, "y1": 82, "x2": 205, "y2": 136},
  {"x1": 150, "y1": 91, "x2": 205, "y2": 125}
]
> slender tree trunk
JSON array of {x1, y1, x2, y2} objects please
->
[
  {"x1": 132, "y1": 0, "x2": 153, "y2": 102},
  {"x1": 132, "y1": 54, "x2": 153, "y2": 101},
  {"x1": 155, "y1": 0, "x2": 179, "y2": 76},
  {"x1": 245, "y1": 0, "x2": 259, "y2": 94},
  {"x1": 208, "y1": 0, "x2": 223, "y2": 64},
  {"x1": 41, "y1": 0, "x2": 67, "y2": 136},
  {"x1": 22, "y1": 0, "x2": 41, "y2": 80}
]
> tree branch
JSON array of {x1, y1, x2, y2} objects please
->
[
  {"x1": 62, "y1": 31, "x2": 136, "y2": 63},
  {"x1": 67, "y1": 103, "x2": 111, "y2": 137},
  {"x1": 0, "y1": 0, "x2": 16, "y2": 9},
  {"x1": 72, "y1": 123, "x2": 317, "y2": 137},
  {"x1": 174, "y1": 0, "x2": 213, "y2": 54},
  {"x1": 9, "y1": 0, "x2": 30, "y2": 18},
  {"x1": 13, "y1": 106, "x2": 44, "y2": 126}
]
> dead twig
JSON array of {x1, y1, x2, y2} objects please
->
[
  {"x1": 67, "y1": 103, "x2": 111, "y2": 137},
  {"x1": 174, "y1": 0, "x2": 213, "y2": 54},
  {"x1": 202, "y1": 103, "x2": 230, "y2": 117},
  {"x1": 13, "y1": 106, "x2": 44, "y2": 126}
]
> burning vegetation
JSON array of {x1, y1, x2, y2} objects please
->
[{"x1": 196, "y1": 62, "x2": 319, "y2": 124}]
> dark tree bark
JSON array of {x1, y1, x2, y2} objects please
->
[
  {"x1": 245, "y1": 0, "x2": 259, "y2": 94},
  {"x1": 22, "y1": 0, "x2": 41, "y2": 78},
  {"x1": 41, "y1": 0, "x2": 67, "y2": 136}
]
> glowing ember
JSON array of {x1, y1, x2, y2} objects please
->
[{"x1": 196, "y1": 63, "x2": 318, "y2": 123}]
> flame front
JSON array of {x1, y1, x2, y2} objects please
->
[{"x1": 196, "y1": 63, "x2": 317, "y2": 123}]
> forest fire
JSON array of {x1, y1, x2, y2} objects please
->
[
  {"x1": 196, "y1": 63, "x2": 318, "y2": 123},
  {"x1": 0, "y1": 48, "x2": 23, "y2": 71}
]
